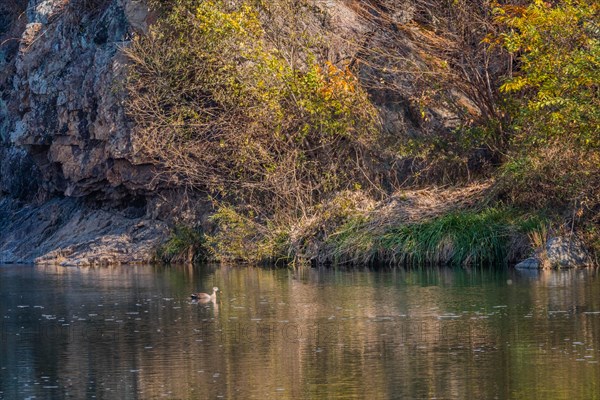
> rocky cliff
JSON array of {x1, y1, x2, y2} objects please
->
[
  {"x1": 0, "y1": 0, "x2": 173, "y2": 264},
  {"x1": 1, "y1": 0, "x2": 156, "y2": 199}
]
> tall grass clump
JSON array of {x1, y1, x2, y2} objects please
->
[
  {"x1": 327, "y1": 208, "x2": 546, "y2": 267},
  {"x1": 157, "y1": 226, "x2": 208, "y2": 264}
]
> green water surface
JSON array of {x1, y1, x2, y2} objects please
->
[{"x1": 1, "y1": 265, "x2": 599, "y2": 399}]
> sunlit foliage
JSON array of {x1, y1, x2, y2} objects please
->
[{"x1": 496, "y1": 0, "x2": 599, "y2": 147}]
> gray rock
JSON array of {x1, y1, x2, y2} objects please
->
[
  {"x1": 124, "y1": 0, "x2": 151, "y2": 33},
  {"x1": 515, "y1": 257, "x2": 541, "y2": 269},
  {"x1": 3, "y1": 0, "x2": 160, "y2": 200},
  {"x1": 545, "y1": 236, "x2": 593, "y2": 268},
  {"x1": 0, "y1": 197, "x2": 168, "y2": 265}
]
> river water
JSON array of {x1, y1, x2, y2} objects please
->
[{"x1": 1, "y1": 264, "x2": 600, "y2": 399}]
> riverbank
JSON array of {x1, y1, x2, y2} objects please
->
[
  {"x1": 159, "y1": 182, "x2": 596, "y2": 269},
  {"x1": 0, "y1": 0, "x2": 597, "y2": 268},
  {"x1": 0, "y1": 184, "x2": 596, "y2": 268}
]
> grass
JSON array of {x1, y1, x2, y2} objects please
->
[
  {"x1": 324, "y1": 207, "x2": 547, "y2": 267},
  {"x1": 156, "y1": 226, "x2": 208, "y2": 264},
  {"x1": 195, "y1": 185, "x2": 557, "y2": 268}
]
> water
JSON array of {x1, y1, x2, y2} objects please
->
[{"x1": 1, "y1": 265, "x2": 600, "y2": 399}]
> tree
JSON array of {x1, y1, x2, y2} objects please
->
[{"x1": 496, "y1": 0, "x2": 600, "y2": 147}]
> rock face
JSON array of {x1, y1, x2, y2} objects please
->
[
  {"x1": 0, "y1": 0, "x2": 170, "y2": 264},
  {"x1": 0, "y1": 197, "x2": 168, "y2": 265},
  {"x1": 1, "y1": 0, "x2": 156, "y2": 200}
]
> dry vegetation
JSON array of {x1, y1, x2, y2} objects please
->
[
  {"x1": 124, "y1": 0, "x2": 599, "y2": 266},
  {"x1": 337, "y1": 0, "x2": 512, "y2": 184},
  {"x1": 287, "y1": 181, "x2": 543, "y2": 266},
  {"x1": 125, "y1": 0, "x2": 382, "y2": 221}
]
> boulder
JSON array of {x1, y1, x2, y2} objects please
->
[
  {"x1": 515, "y1": 235, "x2": 594, "y2": 270},
  {"x1": 515, "y1": 257, "x2": 541, "y2": 269},
  {"x1": 545, "y1": 236, "x2": 593, "y2": 268}
]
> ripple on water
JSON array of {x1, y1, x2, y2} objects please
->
[{"x1": 2, "y1": 265, "x2": 600, "y2": 399}]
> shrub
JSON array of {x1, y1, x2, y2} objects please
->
[
  {"x1": 125, "y1": 0, "x2": 380, "y2": 222},
  {"x1": 207, "y1": 204, "x2": 291, "y2": 264},
  {"x1": 348, "y1": 0, "x2": 512, "y2": 182},
  {"x1": 493, "y1": 0, "x2": 599, "y2": 252}
]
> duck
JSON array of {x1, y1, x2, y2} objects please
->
[{"x1": 191, "y1": 287, "x2": 219, "y2": 301}]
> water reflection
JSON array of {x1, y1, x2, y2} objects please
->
[{"x1": 1, "y1": 265, "x2": 600, "y2": 399}]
